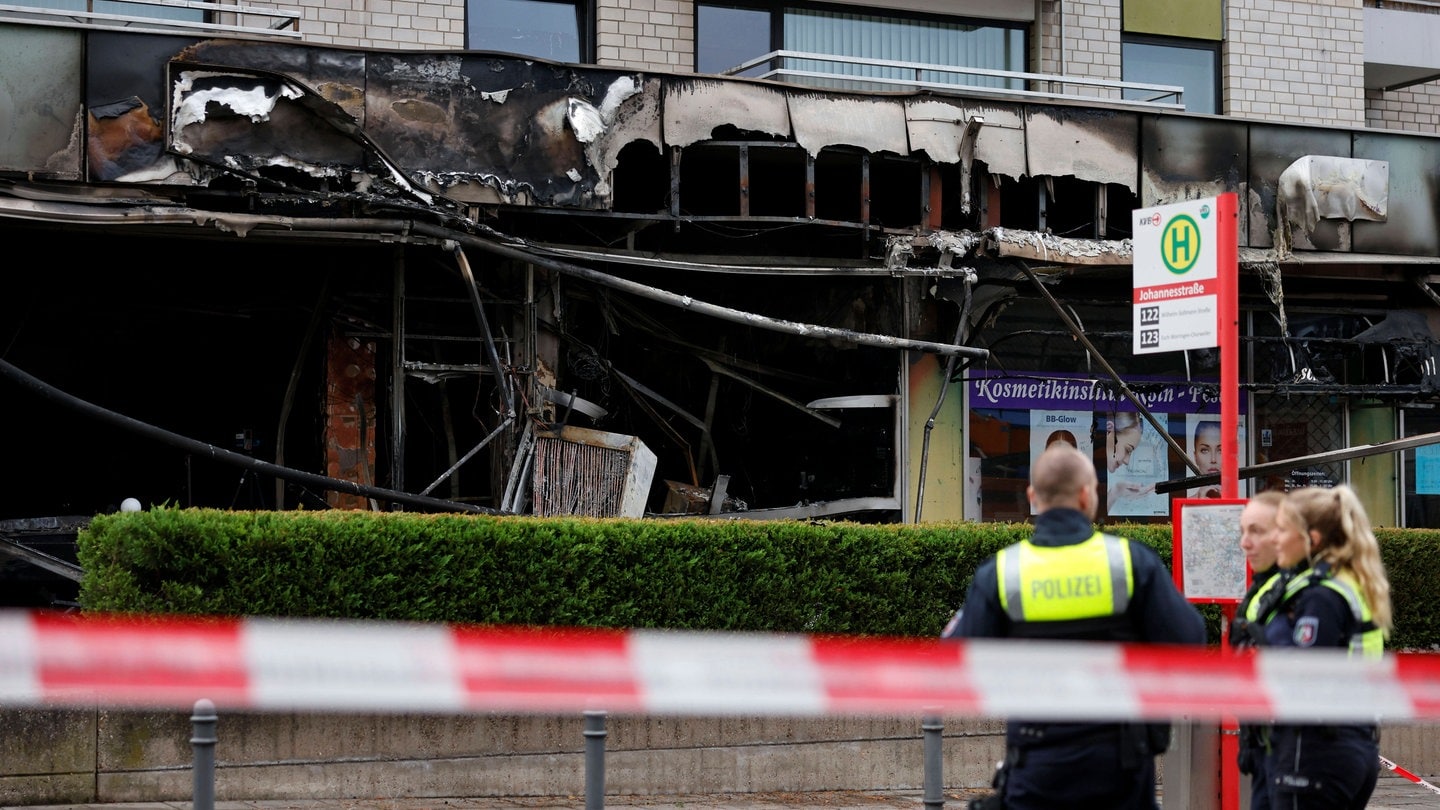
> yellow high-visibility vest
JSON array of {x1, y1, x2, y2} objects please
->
[
  {"x1": 997, "y1": 531, "x2": 1134, "y2": 622},
  {"x1": 1244, "y1": 572, "x2": 1284, "y2": 623},
  {"x1": 1277, "y1": 567, "x2": 1384, "y2": 659}
]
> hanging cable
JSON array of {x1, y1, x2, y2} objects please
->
[{"x1": 0, "y1": 357, "x2": 495, "y2": 514}]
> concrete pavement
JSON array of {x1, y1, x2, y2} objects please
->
[{"x1": 5, "y1": 775, "x2": 1437, "y2": 809}]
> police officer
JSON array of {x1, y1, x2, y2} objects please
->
[
  {"x1": 1230, "y1": 490, "x2": 1287, "y2": 810},
  {"x1": 1261, "y1": 485, "x2": 1391, "y2": 810},
  {"x1": 942, "y1": 444, "x2": 1206, "y2": 810}
]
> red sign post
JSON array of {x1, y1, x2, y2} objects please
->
[{"x1": 1136, "y1": 191, "x2": 1242, "y2": 810}]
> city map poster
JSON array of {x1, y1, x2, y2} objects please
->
[{"x1": 1173, "y1": 497, "x2": 1248, "y2": 604}]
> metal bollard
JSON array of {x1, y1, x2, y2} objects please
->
[
  {"x1": 922, "y1": 713, "x2": 945, "y2": 809},
  {"x1": 583, "y1": 710, "x2": 608, "y2": 810},
  {"x1": 190, "y1": 699, "x2": 217, "y2": 810}
]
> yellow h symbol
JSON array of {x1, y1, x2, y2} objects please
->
[{"x1": 1162, "y1": 215, "x2": 1201, "y2": 274}]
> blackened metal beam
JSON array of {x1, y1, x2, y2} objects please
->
[
  {"x1": 1158, "y1": 430, "x2": 1440, "y2": 494},
  {"x1": 739, "y1": 144, "x2": 750, "y2": 218},
  {"x1": 391, "y1": 249, "x2": 407, "y2": 494},
  {"x1": 0, "y1": 357, "x2": 494, "y2": 514},
  {"x1": 451, "y1": 244, "x2": 515, "y2": 418},
  {"x1": 700, "y1": 357, "x2": 842, "y2": 429},
  {"x1": 1016, "y1": 260, "x2": 1199, "y2": 474},
  {"x1": 0, "y1": 534, "x2": 83, "y2": 582},
  {"x1": 423, "y1": 227, "x2": 989, "y2": 359}
]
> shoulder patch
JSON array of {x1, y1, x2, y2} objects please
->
[{"x1": 1293, "y1": 616, "x2": 1320, "y2": 647}]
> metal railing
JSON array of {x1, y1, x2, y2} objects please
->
[
  {"x1": 721, "y1": 49, "x2": 1185, "y2": 110},
  {"x1": 0, "y1": 0, "x2": 301, "y2": 39},
  {"x1": 183, "y1": 703, "x2": 951, "y2": 810}
]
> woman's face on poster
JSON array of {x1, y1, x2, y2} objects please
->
[
  {"x1": 1193, "y1": 424, "x2": 1222, "y2": 473},
  {"x1": 1106, "y1": 421, "x2": 1141, "y2": 473}
]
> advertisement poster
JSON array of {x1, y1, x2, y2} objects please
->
[
  {"x1": 1101, "y1": 410, "x2": 1169, "y2": 517},
  {"x1": 1184, "y1": 413, "x2": 1246, "y2": 499},
  {"x1": 968, "y1": 371, "x2": 1248, "y2": 522},
  {"x1": 1029, "y1": 410, "x2": 1095, "y2": 514}
]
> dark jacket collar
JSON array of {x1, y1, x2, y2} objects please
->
[{"x1": 1030, "y1": 507, "x2": 1095, "y2": 546}]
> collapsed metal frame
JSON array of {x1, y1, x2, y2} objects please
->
[{"x1": 376, "y1": 223, "x2": 992, "y2": 515}]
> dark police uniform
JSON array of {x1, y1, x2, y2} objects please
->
[
  {"x1": 1260, "y1": 562, "x2": 1383, "y2": 810},
  {"x1": 942, "y1": 507, "x2": 1206, "y2": 810},
  {"x1": 1231, "y1": 563, "x2": 1285, "y2": 810}
]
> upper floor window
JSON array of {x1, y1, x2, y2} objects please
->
[
  {"x1": 698, "y1": 4, "x2": 771, "y2": 76},
  {"x1": 1119, "y1": 0, "x2": 1222, "y2": 114},
  {"x1": 1122, "y1": 35, "x2": 1219, "y2": 114},
  {"x1": 12, "y1": 0, "x2": 202, "y2": 23},
  {"x1": 470, "y1": 0, "x2": 587, "y2": 62},
  {"x1": 698, "y1": 4, "x2": 1027, "y2": 93}
]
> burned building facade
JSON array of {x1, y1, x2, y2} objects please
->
[{"x1": 3, "y1": 0, "x2": 1440, "y2": 548}]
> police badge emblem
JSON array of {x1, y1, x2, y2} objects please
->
[{"x1": 1294, "y1": 616, "x2": 1320, "y2": 647}]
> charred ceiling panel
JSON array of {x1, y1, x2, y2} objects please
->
[
  {"x1": 586, "y1": 76, "x2": 663, "y2": 200},
  {"x1": 904, "y1": 98, "x2": 976, "y2": 164},
  {"x1": 970, "y1": 106, "x2": 1027, "y2": 180},
  {"x1": 0, "y1": 26, "x2": 81, "y2": 178},
  {"x1": 1140, "y1": 115, "x2": 1247, "y2": 242},
  {"x1": 661, "y1": 79, "x2": 792, "y2": 148},
  {"x1": 1025, "y1": 106, "x2": 1138, "y2": 193},
  {"x1": 363, "y1": 55, "x2": 619, "y2": 207},
  {"x1": 1246, "y1": 125, "x2": 1352, "y2": 252},
  {"x1": 787, "y1": 94, "x2": 909, "y2": 157},
  {"x1": 86, "y1": 31, "x2": 201, "y2": 182},
  {"x1": 177, "y1": 40, "x2": 368, "y2": 123},
  {"x1": 169, "y1": 65, "x2": 369, "y2": 188},
  {"x1": 905, "y1": 99, "x2": 1026, "y2": 179},
  {"x1": 1352, "y1": 130, "x2": 1440, "y2": 258}
]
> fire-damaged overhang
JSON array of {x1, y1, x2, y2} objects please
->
[
  {"x1": 12, "y1": 32, "x2": 1434, "y2": 265},
  {"x1": 4, "y1": 25, "x2": 1440, "y2": 524}
]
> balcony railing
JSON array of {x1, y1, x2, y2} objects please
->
[
  {"x1": 721, "y1": 50, "x2": 1186, "y2": 111},
  {"x1": 0, "y1": 0, "x2": 300, "y2": 39}
]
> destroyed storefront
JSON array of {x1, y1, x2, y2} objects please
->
[{"x1": 4, "y1": 21, "x2": 1440, "y2": 574}]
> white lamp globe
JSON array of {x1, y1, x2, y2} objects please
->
[{"x1": 120, "y1": 498, "x2": 142, "y2": 513}]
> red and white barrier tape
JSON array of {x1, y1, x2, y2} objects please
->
[
  {"x1": 1380, "y1": 755, "x2": 1440, "y2": 795},
  {"x1": 4, "y1": 610, "x2": 1440, "y2": 721}
]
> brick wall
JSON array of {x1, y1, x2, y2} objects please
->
[
  {"x1": 260, "y1": 0, "x2": 693, "y2": 72},
  {"x1": 247, "y1": 0, "x2": 1438, "y2": 132},
  {"x1": 1062, "y1": 0, "x2": 1122, "y2": 83},
  {"x1": 276, "y1": 0, "x2": 466, "y2": 48},
  {"x1": 1224, "y1": 0, "x2": 1366, "y2": 126},
  {"x1": 1040, "y1": 1, "x2": 1363, "y2": 114},
  {"x1": 1362, "y1": 1, "x2": 1440, "y2": 132},
  {"x1": 596, "y1": 0, "x2": 694, "y2": 72},
  {"x1": 1367, "y1": 82, "x2": 1440, "y2": 132},
  {"x1": 1032, "y1": 0, "x2": 1122, "y2": 103}
]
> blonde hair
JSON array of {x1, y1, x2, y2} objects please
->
[{"x1": 1281, "y1": 485, "x2": 1392, "y2": 633}]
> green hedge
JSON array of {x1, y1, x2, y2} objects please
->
[{"x1": 76, "y1": 508, "x2": 1437, "y2": 648}]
